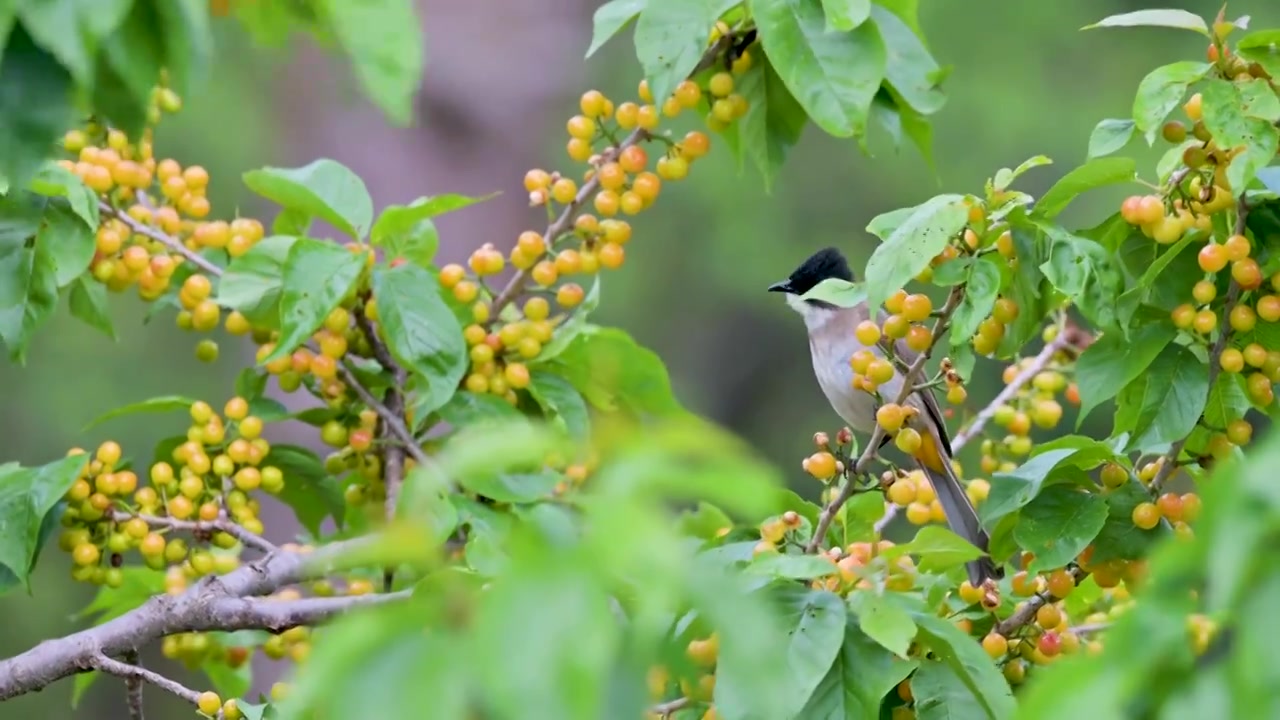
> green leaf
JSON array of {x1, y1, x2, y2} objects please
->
[
  {"x1": 849, "y1": 591, "x2": 916, "y2": 658},
  {"x1": 980, "y1": 448, "x2": 1080, "y2": 528},
  {"x1": 16, "y1": 0, "x2": 98, "y2": 85},
  {"x1": 549, "y1": 328, "x2": 682, "y2": 417},
  {"x1": 881, "y1": 525, "x2": 984, "y2": 573},
  {"x1": 263, "y1": 444, "x2": 345, "y2": 536},
  {"x1": 1013, "y1": 485, "x2": 1108, "y2": 573},
  {"x1": 950, "y1": 256, "x2": 1001, "y2": 345},
  {"x1": 0, "y1": 454, "x2": 88, "y2": 593},
  {"x1": 1204, "y1": 372, "x2": 1250, "y2": 430},
  {"x1": 83, "y1": 395, "x2": 196, "y2": 430},
  {"x1": 68, "y1": 276, "x2": 116, "y2": 340},
  {"x1": 735, "y1": 51, "x2": 808, "y2": 190},
  {"x1": 438, "y1": 391, "x2": 524, "y2": 428},
  {"x1": 821, "y1": 0, "x2": 869, "y2": 31},
  {"x1": 746, "y1": 552, "x2": 839, "y2": 580},
  {"x1": 633, "y1": 0, "x2": 733, "y2": 106},
  {"x1": 1074, "y1": 323, "x2": 1176, "y2": 424},
  {"x1": 528, "y1": 371, "x2": 590, "y2": 442},
  {"x1": 0, "y1": 27, "x2": 76, "y2": 186},
  {"x1": 1087, "y1": 118, "x2": 1137, "y2": 159},
  {"x1": 243, "y1": 159, "x2": 374, "y2": 239},
  {"x1": 993, "y1": 155, "x2": 1052, "y2": 191},
  {"x1": 798, "y1": 277, "x2": 867, "y2": 307},
  {"x1": 1119, "y1": 343, "x2": 1209, "y2": 452},
  {"x1": 1036, "y1": 223, "x2": 1123, "y2": 330},
  {"x1": 397, "y1": 466, "x2": 459, "y2": 545},
  {"x1": 215, "y1": 235, "x2": 296, "y2": 328},
  {"x1": 754, "y1": 0, "x2": 886, "y2": 138},
  {"x1": 863, "y1": 194, "x2": 967, "y2": 309},
  {"x1": 99, "y1": 0, "x2": 166, "y2": 125},
  {"x1": 535, "y1": 277, "x2": 601, "y2": 363},
  {"x1": 28, "y1": 162, "x2": 99, "y2": 229},
  {"x1": 371, "y1": 264, "x2": 467, "y2": 418},
  {"x1": 1083, "y1": 9, "x2": 1209, "y2": 35},
  {"x1": 370, "y1": 195, "x2": 495, "y2": 266},
  {"x1": 1034, "y1": 157, "x2": 1137, "y2": 219},
  {"x1": 204, "y1": 662, "x2": 251, "y2": 705},
  {"x1": 317, "y1": 0, "x2": 424, "y2": 125},
  {"x1": 586, "y1": 0, "x2": 646, "y2": 58},
  {"x1": 1200, "y1": 78, "x2": 1280, "y2": 193},
  {"x1": 799, "y1": 612, "x2": 918, "y2": 719},
  {"x1": 265, "y1": 238, "x2": 366, "y2": 362},
  {"x1": 1089, "y1": 481, "x2": 1164, "y2": 563},
  {"x1": 913, "y1": 660, "x2": 988, "y2": 720},
  {"x1": 1131, "y1": 62, "x2": 1210, "y2": 144},
  {"x1": 912, "y1": 613, "x2": 1016, "y2": 720},
  {"x1": 0, "y1": 215, "x2": 59, "y2": 363},
  {"x1": 37, "y1": 199, "x2": 95, "y2": 288},
  {"x1": 870, "y1": 4, "x2": 944, "y2": 115},
  {"x1": 1238, "y1": 77, "x2": 1280, "y2": 122},
  {"x1": 154, "y1": 0, "x2": 214, "y2": 96}
]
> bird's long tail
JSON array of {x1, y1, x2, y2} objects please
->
[{"x1": 914, "y1": 431, "x2": 1002, "y2": 587}]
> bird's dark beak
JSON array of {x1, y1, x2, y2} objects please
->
[{"x1": 767, "y1": 279, "x2": 794, "y2": 294}]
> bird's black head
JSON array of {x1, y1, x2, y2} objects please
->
[{"x1": 767, "y1": 247, "x2": 853, "y2": 297}]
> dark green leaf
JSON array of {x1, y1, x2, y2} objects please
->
[
  {"x1": 83, "y1": 395, "x2": 196, "y2": 430},
  {"x1": 912, "y1": 613, "x2": 1015, "y2": 720},
  {"x1": 633, "y1": 0, "x2": 732, "y2": 106},
  {"x1": 1014, "y1": 485, "x2": 1108, "y2": 573},
  {"x1": 863, "y1": 194, "x2": 967, "y2": 309},
  {"x1": 821, "y1": 0, "x2": 870, "y2": 31},
  {"x1": 1119, "y1": 343, "x2": 1209, "y2": 452},
  {"x1": 528, "y1": 371, "x2": 590, "y2": 442},
  {"x1": 1089, "y1": 481, "x2": 1164, "y2": 563},
  {"x1": 1074, "y1": 323, "x2": 1176, "y2": 424},
  {"x1": 235, "y1": 367, "x2": 269, "y2": 402},
  {"x1": 913, "y1": 660, "x2": 988, "y2": 720},
  {"x1": 1131, "y1": 62, "x2": 1210, "y2": 144},
  {"x1": 1036, "y1": 223, "x2": 1123, "y2": 330},
  {"x1": 799, "y1": 612, "x2": 918, "y2": 720},
  {"x1": 17, "y1": 0, "x2": 100, "y2": 84},
  {"x1": 586, "y1": 0, "x2": 646, "y2": 58},
  {"x1": 1087, "y1": 118, "x2": 1136, "y2": 159},
  {"x1": 263, "y1": 444, "x2": 345, "y2": 536},
  {"x1": 264, "y1": 238, "x2": 366, "y2": 362},
  {"x1": 0, "y1": 454, "x2": 88, "y2": 592},
  {"x1": 243, "y1": 159, "x2": 374, "y2": 239},
  {"x1": 871, "y1": 4, "x2": 944, "y2": 115},
  {"x1": 371, "y1": 264, "x2": 467, "y2": 418},
  {"x1": 950, "y1": 256, "x2": 1001, "y2": 344},
  {"x1": 37, "y1": 199, "x2": 95, "y2": 288},
  {"x1": 979, "y1": 448, "x2": 1080, "y2": 527},
  {"x1": 735, "y1": 51, "x2": 808, "y2": 190},
  {"x1": 100, "y1": 0, "x2": 166, "y2": 115},
  {"x1": 68, "y1": 277, "x2": 116, "y2": 340},
  {"x1": 1200, "y1": 78, "x2": 1280, "y2": 193},
  {"x1": 799, "y1": 277, "x2": 867, "y2": 307},
  {"x1": 1034, "y1": 157, "x2": 1137, "y2": 219},
  {"x1": 154, "y1": 0, "x2": 213, "y2": 95},
  {"x1": 437, "y1": 391, "x2": 525, "y2": 428},
  {"x1": 849, "y1": 591, "x2": 916, "y2": 658},
  {"x1": 1082, "y1": 9, "x2": 1209, "y2": 35},
  {"x1": 215, "y1": 235, "x2": 297, "y2": 329},
  {"x1": 1204, "y1": 372, "x2": 1250, "y2": 430},
  {"x1": 755, "y1": 0, "x2": 886, "y2": 138},
  {"x1": 0, "y1": 27, "x2": 77, "y2": 186},
  {"x1": 316, "y1": 0, "x2": 424, "y2": 125}
]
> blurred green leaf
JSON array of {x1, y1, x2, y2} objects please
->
[
  {"x1": 799, "y1": 610, "x2": 917, "y2": 719},
  {"x1": 1074, "y1": 323, "x2": 1176, "y2": 424},
  {"x1": 755, "y1": 0, "x2": 886, "y2": 138},
  {"x1": 586, "y1": 0, "x2": 646, "y2": 58},
  {"x1": 881, "y1": 526, "x2": 984, "y2": 573},
  {"x1": 263, "y1": 444, "x2": 345, "y2": 536},
  {"x1": 550, "y1": 327, "x2": 683, "y2": 417},
  {"x1": 84, "y1": 395, "x2": 196, "y2": 430},
  {"x1": 863, "y1": 194, "x2": 966, "y2": 309},
  {"x1": 243, "y1": 159, "x2": 374, "y2": 239},
  {"x1": 849, "y1": 591, "x2": 916, "y2": 658},
  {"x1": 870, "y1": 5, "x2": 944, "y2": 115},
  {"x1": 1089, "y1": 481, "x2": 1166, "y2": 563},
  {"x1": 798, "y1": 277, "x2": 866, "y2": 307},
  {"x1": 0, "y1": 27, "x2": 76, "y2": 186},
  {"x1": 1204, "y1": 372, "x2": 1250, "y2": 430},
  {"x1": 1086, "y1": 118, "x2": 1136, "y2": 159},
  {"x1": 528, "y1": 370, "x2": 591, "y2": 442},
  {"x1": 215, "y1": 236, "x2": 297, "y2": 329},
  {"x1": 633, "y1": 0, "x2": 735, "y2": 105},
  {"x1": 0, "y1": 194, "x2": 60, "y2": 363},
  {"x1": 317, "y1": 0, "x2": 424, "y2": 126},
  {"x1": 912, "y1": 613, "x2": 1015, "y2": 720},
  {"x1": 1130, "y1": 62, "x2": 1209, "y2": 144},
  {"x1": 204, "y1": 661, "x2": 251, "y2": 706},
  {"x1": 372, "y1": 263, "x2": 467, "y2": 418},
  {"x1": 980, "y1": 448, "x2": 1080, "y2": 527},
  {"x1": 1200, "y1": 78, "x2": 1280, "y2": 193},
  {"x1": 734, "y1": 51, "x2": 808, "y2": 190},
  {"x1": 68, "y1": 276, "x2": 116, "y2": 340},
  {"x1": 745, "y1": 552, "x2": 836, "y2": 580},
  {"x1": 1082, "y1": 9, "x2": 1209, "y2": 35},
  {"x1": 100, "y1": 1, "x2": 166, "y2": 130},
  {"x1": 1117, "y1": 343, "x2": 1208, "y2": 452},
  {"x1": 537, "y1": 276, "x2": 601, "y2": 362},
  {"x1": 155, "y1": 0, "x2": 214, "y2": 95},
  {"x1": 1033, "y1": 157, "x2": 1136, "y2": 219},
  {"x1": 396, "y1": 466, "x2": 458, "y2": 545},
  {"x1": 263, "y1": 237, "x2": 366, "y2": 362},
  {"x1": 438, "y1": 390, "x2": 525, "y2": 428},
  {"x1": 0, "y1": 454, "x2": 87, "y2": 593},
  {"x1": 1014, "y1": 485, "x2": 1107, "y2": 573},
  {"x1": 913, "y1": 660, "x2": 988, "y2": 720},
  {"x1": 821, "y1": 0, "x2": 869, "y2": 31}
]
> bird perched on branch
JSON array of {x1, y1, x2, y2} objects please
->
[{"x1": 768, "y1": 246, "x2": 1001, "y2": 587}]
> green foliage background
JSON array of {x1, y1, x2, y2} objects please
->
[{"x1": 1, "y1": 1, "x2": 1279, "y2": 719}]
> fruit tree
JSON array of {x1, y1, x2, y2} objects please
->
[{"x1": 1, "y1": 2, "x2": 1280, "y2": 719}]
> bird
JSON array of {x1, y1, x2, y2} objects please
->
[{"x1": 768, "y1": 246, "x2": 1001, "y2": 587}]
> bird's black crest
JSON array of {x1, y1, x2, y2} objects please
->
[{"x1": 783, "y1": 247, "x2": 853, "y2": 295}]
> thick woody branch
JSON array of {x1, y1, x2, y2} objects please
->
[
  {"x1": 0, "y1": 535, "x2": 407, "y2": 701},
  {"x1": 123, "y1": 651, "x2": 145, "y2": 720},
  {"x1": 108, "y1": 510, "x2": 276, "y2": 554},
  {"x1": 91, "y1": 654, "x2": 200, "y2": 707},
  {"x1": 807, "y1": 288, "x2": 965, "y2": 553}
]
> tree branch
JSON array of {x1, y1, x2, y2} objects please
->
[
  {"x1": 651, "y1": 696, "x2": 691, "y2": 718},
  {"x1": 807, "y1": 288, "x2": 965, "y2": 553},
  {"x1": 91, "y1": 654, "x2": 201, "y2": 707},
  {"x1": 100, "y1": 201, "x2": 225, "y2": 277},
  {"x1": 0, "y1": 535, "x2": 408, "y2": 701},
  {"x1": 994, "y1": 567, "x2": 1087, "y2": 636},
  {"x1": 108, "y1": 510, "x2": 276, "y2": 554},
  {"x1": 122, "y1": 651, "x2": 145, "y2": 720},
  {"x1": 353, "y1": 307, "x2": 410, "y2": 526}
]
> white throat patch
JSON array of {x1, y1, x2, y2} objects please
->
[{"x1": 784, "y1": 293, "x2": 837, "y2": 331}]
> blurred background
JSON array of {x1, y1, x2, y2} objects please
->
[{"x1": 2, "y1": 1, "x2": 1275, "y2": 717}]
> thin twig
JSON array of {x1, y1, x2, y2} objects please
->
[
  {"x1": 994, "y1": 567, "x2": 1087, "y2": 636},
  {"x1": 338, "y1": 363, "x2": 429, "y2": 467},
  {"x1": 90, "y1": 654, "x2": 202, "y2": 706},
  {"x1": 807, "y1": 288, "x2": 965, "y2": 553},
  {"x1": 123, "y1": 651, "x2": 144, "y2": 720},
  {"x1": 651, "y1": 696, "x2": 691, "y2": 718},
  {"x1": 99, "y1": 201, "x2": 224, "y2": 277},
  {"x1": 108, "y1": 510, "x2": 276, "y2": 554}
]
